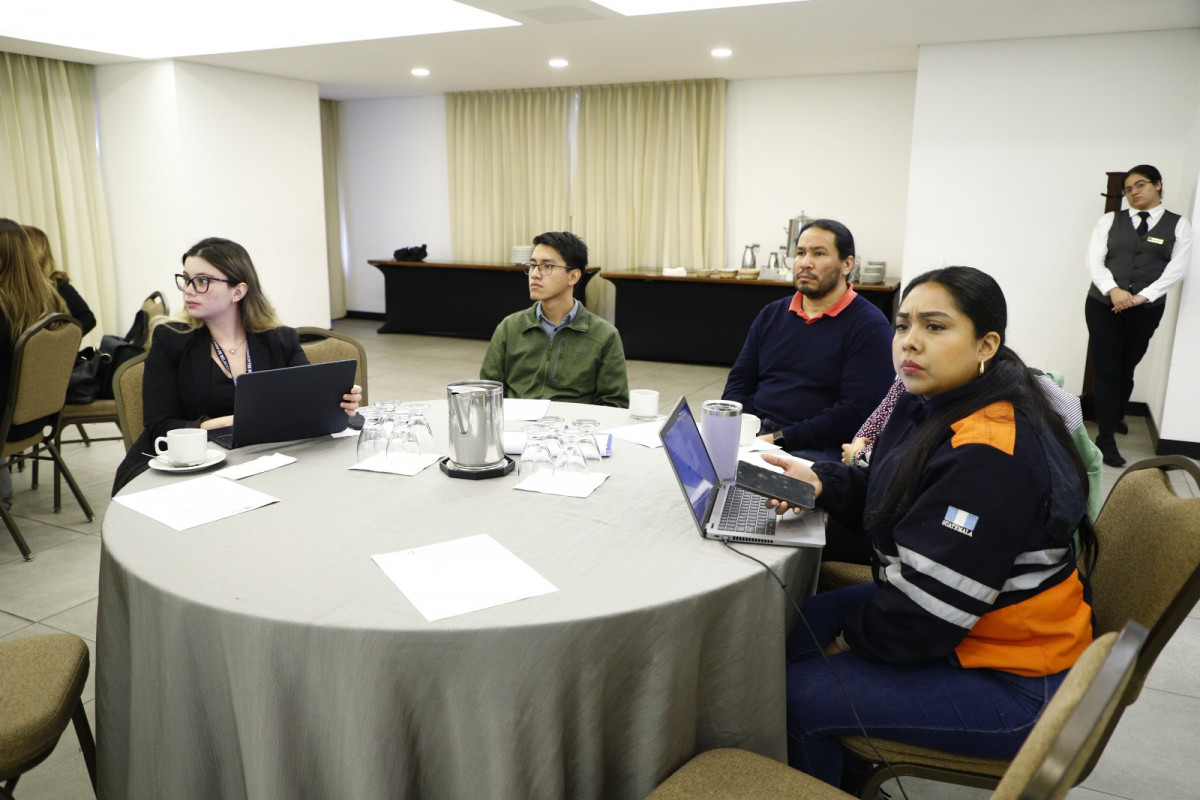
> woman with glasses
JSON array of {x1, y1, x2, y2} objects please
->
[
  {"x1": 1085, "y1": 164, "x2": 1192, "y2": 468},
  {"x1": 112, "y1": 237, "x2": 361, "y2": 492}
]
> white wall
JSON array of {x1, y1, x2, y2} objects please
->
[
  {"x1": 902, "y1": 30, "x2": 1200, "y2": 413},
  {"x1": 726, "y1": 72, "x2": 916, "y2": 274},
  {"x1": 96, "y1": 61, "x2": 330, "y2": 328},
  {"x1": 339, "y1": 96, "x2": 452, "y2": 314}
]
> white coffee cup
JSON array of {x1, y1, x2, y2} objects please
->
[
  {"x1": 154, "y1": 428, "x2": 209, "y2": 467},
  {"x1": 740, "y1": 413, "x2": 761, "y2": 446},
  {"x1": 629, "y1": 389, "x2": 660, "y2": 420}
]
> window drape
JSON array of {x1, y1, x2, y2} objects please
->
[
  {"x1": 574, "y1": 79, "x2": 724, "y2": 273},
  {"x1": 320, "y1": 98, "x2": 347, "y2": 319},
  {"x1": 0, "y1": 52, "x2": 116, "y2": 345},
  {"x1": 446, "y1": 87, "x2": 572, "y2": 262}
]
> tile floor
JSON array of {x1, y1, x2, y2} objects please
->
[{"x1": 1, "y1": 317, "x2": 1195, "y2": 799}]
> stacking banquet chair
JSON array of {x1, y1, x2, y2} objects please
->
[
  {"x1": 0, "y1": 313, "x2": 94, "y2": 561},
  {"x1": 832, "y1": 455, "x2": 1200, "y2": 798},
  {"x1": 647, "y1": 621, "x2": 1148, "y2": 800},
  {"x1": 111, "y1": 352, "x2": 148, "y2": 453},
  {"x1": 297, "y1": 326, "x2": 369, "y2": 405},
  {"x1": 0, "y1": 633, "x2": 97, "y2": 798}
]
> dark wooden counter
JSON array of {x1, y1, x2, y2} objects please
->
[
  {"x1": 605, "y1": 270, "x2": 899, "y2": 365},
  {"x1": 368, "y1": 260, "x2": 598, "y2": 338}
]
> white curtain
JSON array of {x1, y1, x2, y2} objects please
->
[
  {"x1": 574, "y1": 79, "x2": 725, "y2": 273},
  {"x1": 320, "y1": 99, "x2": 347, "y2": 320},
  {"x1": 0, "y1": 52, "x2": 116, "y2": 345},
  {"x1": 446, "y1": 88, "x2": 572, "y2": 262}
]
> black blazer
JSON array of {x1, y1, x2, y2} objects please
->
[{"x1": 112, "y1": 323, "x2": 307, "y2": 494}]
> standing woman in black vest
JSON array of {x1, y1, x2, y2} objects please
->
[{"x1": 1085, "y1": 164, "x2": 1192, "y2": 467}]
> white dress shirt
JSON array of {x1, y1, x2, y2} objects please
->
[{"x1": 1087, "y1": 204, "x2": 1193, "y2": 303}]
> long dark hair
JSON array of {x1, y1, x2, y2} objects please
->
[{"x1": 869, "y1": 267, "x2": 1096, "y2": 572}]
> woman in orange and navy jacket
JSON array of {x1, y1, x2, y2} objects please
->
[{"x1": 761, "y1": 266, "x2": 1096, "y2": 791}]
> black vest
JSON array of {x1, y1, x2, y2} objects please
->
[{"x1": 1088, "y1": 209, "x2": 1180, "y2": 307}]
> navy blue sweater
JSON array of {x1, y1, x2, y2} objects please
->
[{"x1": 722, "y1": 293, "x2": 894, "y2": 450}]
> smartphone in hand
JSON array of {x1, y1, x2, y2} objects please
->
[{"x1": 735, "y1": 460, "x2": 816, "y2": 509}]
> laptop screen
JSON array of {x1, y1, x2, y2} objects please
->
[{"x1": 660, "y1": 398, "x2": 721, "y2": 528}]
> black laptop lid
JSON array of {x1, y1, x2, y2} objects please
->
[{"x1": 227, "y1": 359, "x2": 357, "y2": 448}]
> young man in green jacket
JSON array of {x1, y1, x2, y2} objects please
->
[{"x1": 480, "y1": 231, "x2": 629, "y2": 408}]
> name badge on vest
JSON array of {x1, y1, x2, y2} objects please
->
[{"x1": 1147, "y1": 236, "x2": 1165, "y2": 245}]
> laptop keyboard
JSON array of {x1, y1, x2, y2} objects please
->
[{"x1": 718, "y1": 486, "x2": 776, "y2": 536}]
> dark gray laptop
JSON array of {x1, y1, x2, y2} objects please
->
[
  {"x1": 658, "y1": 396, "x2": 822, "y2": 547},
  {"x1": 209, "y1": 359, "x2": 357, "y2": 449}
]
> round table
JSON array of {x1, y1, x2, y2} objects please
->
[{"x1": 96, "y1": 401, "x2": 820, "y2": 800}]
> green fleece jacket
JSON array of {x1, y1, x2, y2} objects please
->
[{"x1": 480, "y1": 304, "x2": 629, "y2": 408}]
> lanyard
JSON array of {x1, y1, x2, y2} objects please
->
[{"x1": 211, "y1": 337, "x2": 253, "y2": 383}]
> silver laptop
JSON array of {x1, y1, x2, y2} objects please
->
[
  {"x1": 209, "y1": 359, "x2": 357, "y2": 449},
  {"x1": 658, "y1": 396, "x2": 822, "y2": 547}
]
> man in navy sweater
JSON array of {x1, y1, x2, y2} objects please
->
[{"x1": 722, "y1": 219, "x2": 895, "y2": 462}]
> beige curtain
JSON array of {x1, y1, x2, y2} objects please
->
[
  {"x1": 320, "y1": 99, "x2": 347, "y2": 319},
  {"x1": 446, "y1": 88, "x2": 572, "y2": 262},
  {"x1": 574, "y1": 79, "x2": 725, "y2": 273},
  {"x1": 0, "y1": 52, "x2": 117, "y2": 345}
]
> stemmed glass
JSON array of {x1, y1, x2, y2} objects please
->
[
  {"x1": 356, "y1": 407, "x2": 387, "y2": 463},
  {"x1": 554, "y1": 431, "x2": 590, "y2": 485},
  {"x1": 386, "y1": 411, "x2": 422, "y2": 466},
  {"x1": 571, "y1": 418, "x2": 602, "y2": 462},
  {"x1": 519, "y1": 425, "x2": 554, "y2": 480},
  {"x1": 539, "y1": 416, "x2": 566, "y2": 457}
]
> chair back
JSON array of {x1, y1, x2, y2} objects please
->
[
  {"x1": 993, "y1": 622, "x2": 1147, "y2": 800},
  {"x1": 113, "y1": 352, "x2": 149, "y2": 452},
  {"x1": 1088, "y1": 456, "x2": 1200, "y2": 695},
  {"x1": 140, "y1": 290, "x2": 168, "y2": 320},
  {"x1": 0, "y1": 313, "x2": 82, "y2": 456},
  {"x1": 297, "y1": 327, "x2": 368, "y2": 405}
]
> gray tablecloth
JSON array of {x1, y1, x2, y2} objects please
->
[{"x1": 97, "y1": 401, "x2": 821, "y2": 800}]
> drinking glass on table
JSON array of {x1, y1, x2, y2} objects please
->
[
  {"x1": 571, "y1": 418, "x2": 602, "y2": 462},
  {"x1": 386, "y1": 411, "x2": 422, "y2": 465},
  {"x1": 519, "y1": 426, "x2": 554, "y2": 480},
  {"x1": 554, "y1": 431, "x2": 590, "y2": 484},
  {"x1": 400, "y1": 402, "x2": 435, "y2": 452},
  {"x1": 539, "y1": 416, "x2": 566, "y2": 456},
  {"x1": 375, "y1": 399, "x2": 398, "y2": 438},
  {"x1": 357, "y1": 407, "x2": 387, "y2": 463}
]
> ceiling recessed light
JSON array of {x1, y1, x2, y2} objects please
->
[
  {"x1": 711, "y1": 47, "x2": 732, "y2": 58},
  {"x1": 548, "y1": 58, "x2": 569, "y2": 68},
  {"x1": 411, "y1": 67, "x2": 431, "y2": 77}
]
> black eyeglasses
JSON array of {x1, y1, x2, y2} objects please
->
[
  {"x1": 176, "y1": 273, "x2": 236, "y2": 293},
  {"x1": 521, "y1": 262, "x2": 573, "y2": 276},
  {"x1": 1123, "y1": 180, "x2": 1154, "y2": 196}
]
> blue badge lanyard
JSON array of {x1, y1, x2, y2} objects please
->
[{"x1": 211, "y1": 337, "x2": 252, "y2": 384}]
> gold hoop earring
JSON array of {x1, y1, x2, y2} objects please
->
[{"x1": 979, "y1": 360, "x2": 986, "y2": 375}]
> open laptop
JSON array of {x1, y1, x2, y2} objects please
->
[
  {"x1": 658, "y1": 396, "x2": 821, "y2": 547},
  {"x1": 209, "y1": 359, "x2": 358, "y2": 449}
]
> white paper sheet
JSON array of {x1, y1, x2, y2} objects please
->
[
  {"x1": 513, "y1": 470, "x2": 610, "y2": 498},
  {"x1": 503, "y1": 398, "x2": 551, "y2": 421},
  {"x1": 372, "y1": 534, "x2": 558, "y2": 621},
  {"x1": 349, "y1": 452, "x2": 441, "y2": 476},
  {"x1": 113, "y1": 475, "x2": 280, "y2": 531},
  {"x1": 213, "y1": 453, "x2": 296, "y2": 480},
  {"x1": 502, "y1": 431, "x2": 612, "y2": 457},
  {"x1": 604, "y1": 420, "x2": 665, "y2": 448}
]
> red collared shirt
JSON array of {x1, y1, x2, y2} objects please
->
[{"x1": 788, "y1": 285, "x2": 859, "y2": 324}]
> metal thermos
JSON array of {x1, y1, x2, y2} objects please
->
[
  {"x1": 741, "y1": 244, "x2": 759, "y2": 270},
  {"x1": 445, "y1": 380, "x2": 506, "y2": 472},
  {"x1": 700, "y1": 400, "x2": 742, "y2": 481}
]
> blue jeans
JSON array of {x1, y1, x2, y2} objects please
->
[{"x1": 786, "y1": 583, "x2": 1068, "y2": 788}]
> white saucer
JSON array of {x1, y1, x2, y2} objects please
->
[{"x1": 147, "y1": 447, "x2": 227, "y2": 473}]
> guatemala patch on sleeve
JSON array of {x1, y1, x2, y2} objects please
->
[{"x1": 941, "y1": 506, "x2": 979, "y2": 536}]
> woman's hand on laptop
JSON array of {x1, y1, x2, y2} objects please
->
[
  {"x1": 340, "y1": 384, "x2": 363, "y2": 416},
  {"x1": 200, "y1": 415, "x2": 234, "y2": 430},
  {"x1": 759, "y1": 452, "x2": 821, "y2": 515}
]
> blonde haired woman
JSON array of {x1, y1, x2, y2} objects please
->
[
  {"x1": 23, "y1": 225, "x2": 96, "y2": 334},
  {"x1": 112, "y1": 237, "x2": 361, "y2": 492},
  {"x1": 0, "y1": 219, "x2": 69, "y2": 508}
]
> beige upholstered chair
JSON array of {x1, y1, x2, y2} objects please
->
[
  {"x1": 0, "y1": 633, "x2": 97, "y2": 798},
  {"x1": 297, "y1": 327, "x2": 369, "y2": 405},
  {"x1": 140, "y1": 289, "x2": 168, "y2": 324},
  {"x1": 647, "y1": 622, "x2": 1147, "y2": 800},
  {"x1": 112, "y1": 352, "x2": 148, "y2": 453},
  {"x1": 836, "y1": 455, "x2": 1200, "y2": 798},
  {"x1": 0, "y1": 314, "x2": 93, "y2": 560}
]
